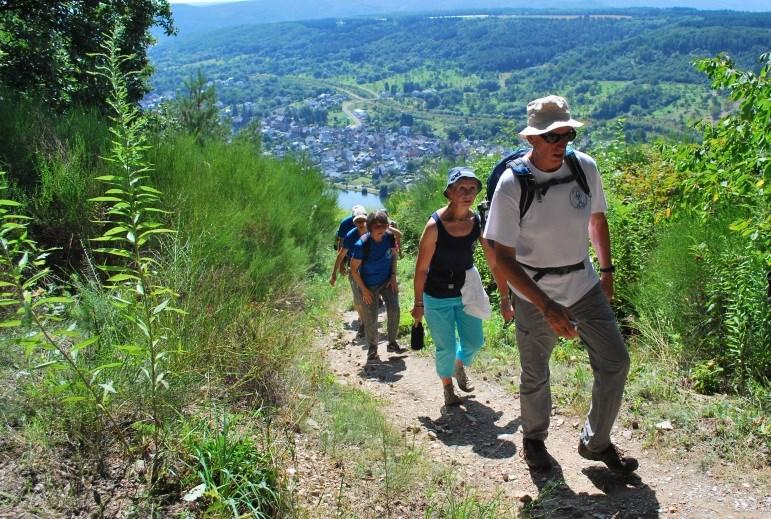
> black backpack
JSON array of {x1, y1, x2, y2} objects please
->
[{"x1": 478, "y1": 147, "x2": 591, "y2": 227}]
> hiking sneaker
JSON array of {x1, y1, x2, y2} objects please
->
[
  {"x1": 454, "y1": 363, "x2": 474, "y2": 392},
  {"x1": 443, "y1": 384, "x2": 462, "y2": 406},
  {"x1": 578, "y1": 440, "x2": 639, "y2": 475},
  {"x1": 356, "y1": 324, "x2": 365, "y2": 338},
  {"x1": 367, "y1": 347, "x2": 379, "y2": 361},
  {"x1": 522, "y1": 438, "x2": 552, "y2": 470},
  {"x1": 387, "y1": 341, "x2": 406, "y2": 353}
]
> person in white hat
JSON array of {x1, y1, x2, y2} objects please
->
[
  {"x1": 484, "y1": 95, "x2": 637, "y2": 475},
  {"x1": 334, "y1": 205, "x2": 367, "y2": 255}
]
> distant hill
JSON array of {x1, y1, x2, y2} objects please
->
[
  {"x1": 166, "y1": 0, "x2": 770, "y2": 36},
  {"x1": 150, "y1": 7, "x2": 771, "y2": 142}
]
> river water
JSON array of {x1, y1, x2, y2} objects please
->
[{"x1": 336, "y1": 188, "x2": 385, "y2": 211}]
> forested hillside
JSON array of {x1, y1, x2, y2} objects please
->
[{"x1": 150, "y1": 8, "x2": 771, "y2": 141}]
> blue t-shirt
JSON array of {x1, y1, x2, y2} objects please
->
[
  {"x1": 336, "y1": 215, "x2": 356, "y2": 243},
  {"x1": 352, "y1": 233, "x2": 396, "y2": 287},
  {"x1": 342, "y1": 227, "x2": 362, "y2": 258}
]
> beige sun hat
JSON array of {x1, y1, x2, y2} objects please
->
[{"x1": 518, "y1": 95, "x2": 584, "y2": 136}]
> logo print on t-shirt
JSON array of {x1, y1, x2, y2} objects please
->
[{"x1": 570, "y1": 186, "x2": 588, "y2": 209}]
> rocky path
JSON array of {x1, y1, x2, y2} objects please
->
[{"x1": 306, "y1": 309, "x2": 769, "y2": 518}]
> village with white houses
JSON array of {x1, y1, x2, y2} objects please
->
[
  {"x1": 258, "y1": 93, "x2": 506, "y2": 195},
  {"x1": 143, "y1": 88, "x2": 506, "y2": 197}
]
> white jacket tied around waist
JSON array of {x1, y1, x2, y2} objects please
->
[{"x1": 461, "y1": 266, "x2": 491, "y2": 320}]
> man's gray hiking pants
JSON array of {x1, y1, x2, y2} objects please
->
[{"x1": 514, "y1": 282, "x2": 629, "y2": 452}]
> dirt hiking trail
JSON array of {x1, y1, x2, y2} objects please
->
[{"x1": 295, "y1": 308, "x2": 769, "y2": 518}]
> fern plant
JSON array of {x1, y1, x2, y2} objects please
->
[{"x1": 89, "y1": 28, "x2": 182, "y2": 483}]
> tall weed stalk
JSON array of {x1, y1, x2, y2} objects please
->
[
  {"x1": 0, "y1": 170, "x2": 130, "y2": 452},
  {"x1": 89, "y1": 29, "x2": 182, "y2": 483}
]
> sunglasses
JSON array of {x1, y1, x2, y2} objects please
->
[{"x1": 541, "y1": 129, "x2": 577, "y2": 144}]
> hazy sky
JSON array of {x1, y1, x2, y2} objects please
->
[{"x1": 169, "y1": 1, "x2": 246, "y2": 4}]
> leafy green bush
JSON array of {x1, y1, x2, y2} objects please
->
[
  {"x1": 668, "y1": 52, "x2": 771, "y2": 392},
  {"x1": 0, "y1": 169, "x2": 131, "y2": 452},
  {"x1": 630, "y1": 212, "x2": 770, "y2": 392},
  {"x1": 678, "y1": 52, "x2": 770, "y2": 264},
  {"x1": 595, "y1": 137, "x2": 681, "y2": 314},
  {"x1": 691, "y1": 359, "x2": 724, "y2": 395}
]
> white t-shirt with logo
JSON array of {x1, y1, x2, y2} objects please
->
[{"x1": 483, "y1": 150, "x2": 607, "y2": 307}]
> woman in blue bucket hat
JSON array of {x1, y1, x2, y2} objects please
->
[{"x1": 411, "y1": 166, "x2": 513, "y2": 406}]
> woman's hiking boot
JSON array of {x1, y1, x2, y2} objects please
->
[
  {"x1": 356, "y1": 323, "x2": 365, "y2": 338},
  {"x1": 578, "y1": 440, "x2": 638, "y2": 475},
  {"x1": 454, "y1": 363, "x2": 474, "y2": 392},
  {"x1": 387, "y1": 341, "x2": 406, "y2": 353},
  {"x1": 367, "y1": 346, "x2": 379, "y2": 362},
  {"x1": 522, "y1": 438, "x2": 551, "y2": 470},
  {"x1": 443, "y1": 384, "x2": 462, "y2": 406}
]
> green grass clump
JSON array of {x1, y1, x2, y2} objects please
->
[
  {"x1": 184, "y1": 412, "x2": 282, "y2": 518},
  {"x1": 425, "y1": 476, "x2": 511, "y2": 518}
]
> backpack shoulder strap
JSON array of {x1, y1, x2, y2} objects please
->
[
  {"x1": 361, "y1": 234, "x2": 372, "y2": 261},
  {"x1": 510, "y1": 156, "x2": 536, "y2": 220},
  {"x1": 565, "y1": 150, "x2": 591, "y2": 196}
]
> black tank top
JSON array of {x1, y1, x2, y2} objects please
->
[{"x1": 424, "y1": 211, "x2": 480, "y2": 298}]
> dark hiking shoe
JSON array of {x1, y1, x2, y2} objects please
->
[
  {"x1": 454, "y1": 363, "x2": 474, "y2": 392},
  {"x1": 443, "y1": 384, "x2": 462, "y2": 406},
  {"x1": 578, "y1": 441, "x2": 638, "y2": 475},
  {"x1": 356, "y1": 324, "x2": 365, "y2": 338},
  {"x1": 367, "y1": 347, "x2": 379, "y2": 361},
  {"x1": 387, "y1": 341, "x2": 406, "y2": 353},
  {"x1": 522, "y1": 438, "x2": 552, "y2": 470}
]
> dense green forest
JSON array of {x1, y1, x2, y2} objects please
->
[
  {"x1": 1, "y1": 2, "x2": 769, "y2": 516},
  {"x1": 150, "y1": 8, "x2": 771, "y2": 141}
]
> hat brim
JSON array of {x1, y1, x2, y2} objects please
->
[
  {"x1": 443, "y1": 177, "x2": 482, "y2": 197},
  {"x1": 518, "y1": 119, "x2": 584, "y2": 137}
]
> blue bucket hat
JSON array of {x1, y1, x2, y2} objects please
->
[{"x1": 444, "y1": 166, "x2": 482, "y2": 197}]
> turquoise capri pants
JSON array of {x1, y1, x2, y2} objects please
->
[{"x1": 423, "y1": 293, "x2": 484, "y2": 378}]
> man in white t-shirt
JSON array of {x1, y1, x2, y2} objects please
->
[{"x1": 484, "y1": 95, "x2": 638, "y2": 475}]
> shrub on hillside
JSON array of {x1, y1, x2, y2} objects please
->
[
  {"x1": 0, "y1": 93, "x2": 111, "y2": 267},
  {"x1": 146, "y1": 135, "x2": 338, "y2": 298}
]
